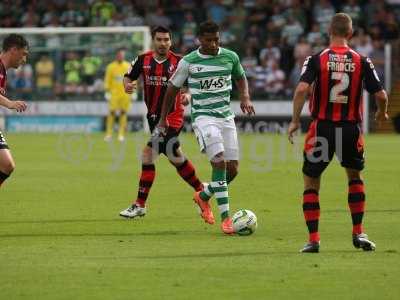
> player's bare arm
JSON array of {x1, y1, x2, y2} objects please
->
[
  {"x1": 374, "y1": 89, "x2": 389, "y2": 124},
  {"x1": 158, "y1": 82, "x2": 180, "y2": 129},
  {"x1": 180, "y1": 92, "x2": 191, "y2": 106},
  {"x1": 123, "y1": 76, "x2": 136, "y2": 94},
  {"x1": 180, "y1": 86, "x2": 191, "y2": 106},
  {"x1": 235, "y1": 75, "x2": 255, "y2": 115},
  {"x1": 288, "y1": 81, "x2": 310, "y2": 144},
  {"x1": 0, "y1": 93, "x2": 27, "y2": 113}
]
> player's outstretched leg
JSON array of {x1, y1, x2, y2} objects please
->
[
  {"x1": 119, "y1": 163, "x2": 155, "y2": 218},
  {"x1": 226, "y1": 160, "x2": 238, "y2": 185},
  {"x1": 170, "y1": 148, "x2": 203, "y2": 192},
  {"x1": 195, "y1": 152, "x2": 233, "y2": 233},
  {"x1": 0, "y1": 148, "x2": 15, "y2": 189},
  {"x1": 168, "y1": 145, "x2": 212, "y2": 223},
  {"x1": 120, "y1": 147, "x2": 157, "y2": 218},
  {"x1": 194, "y1": 182, "x2": 215, "y2": 225},
  {"x1": 215, "y1": 170, "x2": 234, "y2": 235}
]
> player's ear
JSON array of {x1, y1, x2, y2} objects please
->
[{"x1": 347, "y1": 29, "x2": 353, "y2": 40}]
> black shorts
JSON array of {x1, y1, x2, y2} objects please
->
[
  {"x1": 0, "y1": 131, "x2": 9, "y2": 149},
  {"x1": 302, "y1": 120, "x2": 365, "y2": 178},
  {"x1": 147, "y1": 127, "x2": 181, "y2": 157}
]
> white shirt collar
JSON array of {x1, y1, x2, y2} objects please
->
[
  {"x1": 197, "y1": 47, "x2": 221, "y2": 58},
  {"x1": 154, "y1": 57, "x2": 167, "y2": 64}
]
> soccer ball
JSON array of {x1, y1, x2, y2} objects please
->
[{"x1": 232, "y1": 209, "x2": 257, "y2": 236}]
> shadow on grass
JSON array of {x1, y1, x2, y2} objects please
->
[
  {"x1": 72, "y1": 249, "x2": 398, "y2": 260},
  {"x1": 0, "y1": 219, "x2": 240, "y2": 238},
  {"x1": 90, "y1": 251, "x2": 295, "y2": 259},
  {"x1": 1, "y1": 208, "x2": 399, "y2": 225}
]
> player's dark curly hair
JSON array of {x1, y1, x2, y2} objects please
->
[
  {"x1": 2, "y1": 34, "x2": 29, "y2": 52},
  {"x1": 198, "y1": 21, "x2": 219, "y2": 36},
  {"x1": 151, "y1": 26, "x2": 172, "y2": 39}
]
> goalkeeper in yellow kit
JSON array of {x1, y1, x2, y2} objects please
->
[{"x1": 104, "y1": 48, "x2": 134, "y2": 142}]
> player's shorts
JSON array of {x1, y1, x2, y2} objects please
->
[
  {"x1": 192, "y1": 116, "x2": 239, "y2": 161},
  {"x1": 303, "y1": 120, "x2": 365, "y2": 178},
  {"x1": 109, "y1": 96, "x2": 131, "y2": 112},
  {"x1": 0, "y1": 131, "x2": 9, "y2": 150},
  {"x1": 147, "y1": 127, "x2": 181, "y2": 158}
]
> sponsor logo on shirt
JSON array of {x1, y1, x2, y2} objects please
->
[
  {"x1": 199, "y1": 77, "x2": 227, "y2": 91},
  {"x1": 168, "y1": 65, "x2": 175, "y2": 73},
  {"x1": 145, "y1": 75, "x2": 168, "y2": 86}
]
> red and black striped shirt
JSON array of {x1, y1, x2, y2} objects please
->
[
  {"x1": 0, "y1": 59, "x2": 7, "y2": 96},
  {"x1": 300, "y1": 46, "x2": 383, "y2": 122},
  {"x1": 125, "y1": 50, "x2": 184, "y2": 131}
]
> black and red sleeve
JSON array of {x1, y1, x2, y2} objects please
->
[
  {"x1": 299, "y1": 54, "x2": 318, "y2": 84},
  {"x1": 124, "y1": 55, "x2": 143, "y2": 80},
  {"x1": 362, "y1": 56, "x2": 383, "y2": 94}
]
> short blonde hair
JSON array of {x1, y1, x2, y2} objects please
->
[{"x1": 329, "y1": 13, "x2": 353, "y2": 37}]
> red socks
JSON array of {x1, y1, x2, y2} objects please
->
[
  {"x1": 135, "y1": 164, "x2": 156, "y2": 207},
  {"x1": 302, "y1": 179, "x2": 366, "y2": 242},
  {"x1": 303, "y1": 189, "x2": 320, "y2": 242},
  {"x1": 348, "y1": 179, "x2": 365, "y2": 235},
  {"x1": 175, "y1": 159, "x2": 203, "y2": 192}
]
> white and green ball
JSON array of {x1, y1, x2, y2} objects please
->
[{"x1": 232, "y1": 209, "x2": 257, "y2": 236}]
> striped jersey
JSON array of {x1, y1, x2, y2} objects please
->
[
  {"x1": 0, "y1": 59, "x2": 7, "y2": 96},
  {"x1": 124, "y1": 50, "x2": 184, "y2": 131},
  {"x1": 170, "y1": 47, "x2": 245, "y2": 121},
  {"x1": 300, "y1": 45, "x2": 383, "y2": 122}
]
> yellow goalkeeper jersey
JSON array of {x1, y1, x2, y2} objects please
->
[{"x1": 104, "y1": 60, "x2": 130, "y2": 98}]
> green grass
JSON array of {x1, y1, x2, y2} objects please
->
[{"x1": 0, "y1": 132, "x2": 399, "y2": 300}]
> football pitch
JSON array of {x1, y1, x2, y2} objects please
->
[{"x1": 1, "y1": 132, "x2": 399, "y2": 300}]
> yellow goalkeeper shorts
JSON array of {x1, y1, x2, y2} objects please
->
[{"x1": 109, "y1": 96, "x2": 131, "y2": 112}]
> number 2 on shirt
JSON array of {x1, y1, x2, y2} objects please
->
[{"x1": 329, "y1": 72, "x2": 349, "y2": 104}]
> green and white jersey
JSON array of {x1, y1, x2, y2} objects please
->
[{"x1": 170, "y1": 47, "x2": 245, "y2": 121}]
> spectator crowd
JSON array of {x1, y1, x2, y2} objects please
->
[{"x1": 1, "y1": 0, "x2": 399, "y2": 100}]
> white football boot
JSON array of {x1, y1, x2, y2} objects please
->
[{"x1": 119, "y1": 204, "x2": 146, "y2": 218}]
